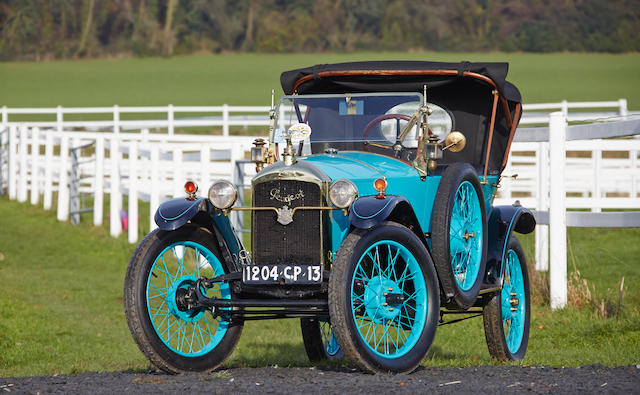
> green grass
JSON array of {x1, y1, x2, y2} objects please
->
[
  {"x1": 0, "y1": 197, "x2": 638, "y2": 377},
  {"x1": 1, "y1": 52, "x2": 639, "y2": 109}
]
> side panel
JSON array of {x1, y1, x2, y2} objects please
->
[{"x1": 484, "y1": 204, "x2": 536, "y2": 286}]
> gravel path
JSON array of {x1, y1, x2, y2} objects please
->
[{"x1": 2, "y1": 365, "x2": 639, "y2": 394}]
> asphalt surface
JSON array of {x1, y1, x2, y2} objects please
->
[{"x1": 2, "y1": 365, "x2": 639, "y2": 394}]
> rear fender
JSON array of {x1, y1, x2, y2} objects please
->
[
  {"x1": 484, "y1": 204, "x2": 536, "y2": 286},
  {"x1": 349, "y1": 195, "x2": 425, "y2": 240}
]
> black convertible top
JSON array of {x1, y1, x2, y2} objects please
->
[
  {"x1": 280, "y1": 60, "x2": 521, "y2": 103},
  {"x1": 280, "y1": 61, "x2": 523, "y2": 175}
]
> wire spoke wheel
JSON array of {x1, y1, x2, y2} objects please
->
[
  {"x1": 432, "y1": 163, "x2": 488, "y2": 309},
  {"x1": 147, "y1": 241, "x2": 229, "y2": 356},
  {"x1": 329, "y1": 222, "x2": 439, "y2": 373},
  {"x1": 124, "y1": 226, "x2": 243, "y2": 373},
  {"x1": 482, "y1": 236, "x2": 530, "y2": 361}
]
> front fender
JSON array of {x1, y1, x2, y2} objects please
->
[
  {"x1": 154, "y1": 197, "x2": 208, "y2": 231},
  {"x1": 484, "y1": 203, "x2": 536, "y2": 286},
  {"x1": 349, "y1": 195, "x2": 424, "y2": 237}
]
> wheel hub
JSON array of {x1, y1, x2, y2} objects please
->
[
  {"x1": 166, "y1": 275, "x2": 205, "y2": 322},
  {"x1": 364, "y1": 276, "x2": 403, "y2": 323}
]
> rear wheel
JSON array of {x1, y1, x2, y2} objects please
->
[
  {"x1": 432, "y1": 163, "x2": 488, "y2": 309},
  {"x1": 123, "y1": 225, "x2": 243, "y2": 373},
  {"x1": 483, "y1": 236, "x2": 530, "y2": 361},
  {"x1": 329, "y1": 222, "x2": 439, "y2": 373},
  {"x1": 300, "y1": 317, "x2": 343, "y2": 361}
]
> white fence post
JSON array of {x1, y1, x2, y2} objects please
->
[
  {"x1": 618, "y1": 98, "x2": 628, "y2": 117},
  {"x1": 94, "y1": 136, "x2": 104, "y2": 226},
  {"x1": 30, "y1": 127, "x2": 40, "y2": 205},
  {"x1": 8, "y1": 126, "x2": 17, "y2": 200},
  {"x1": 128, "y1": 141, "x2": 139, "y2": 243},
  {"x1": 150, "y1": 144, "x2": 160, "y2": 232},
  {"x1": 222, "y1": 104, "x2": 229, "y2": 137},
  {"x1": 173, "y1": 147, "x2": 183, "y2": 198},
  {"x1": 168, "y1": 104, "x2": 174, "y2": 135},
  {"x1": 200, "y1": 144, "x2": 210, "y2": 188},
  {"x1": 592, "y1": 146, "x2": 602, "y2": 212},
  {"x1": 56, "y1": 106, "x2": 63, "y2": 133},
  {"x1": 110, "y1": 135, "x2": 122, "y2": 237},
  {"x1": 536, "y1": 142, "x2": 550, "y2": 271},
  {"x1": 56, "y1": 135, "x2": 70, "y2": 221},
  {"x1": 43, "y1": 132, "x2": 54, "y2": 209},
  {"x1": 17, "y1": 126, "x2": 28, "y2": 202},
  {"x1": 549, "y1": 112, "x2": 568, "y2": 310}
]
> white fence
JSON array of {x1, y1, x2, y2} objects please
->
[
  {"x1": 1, "y1": 99, "x2": 631, "y2": 135},
  {"x1": 1, "y1": 100, "x2": 638, "y2": 310}
]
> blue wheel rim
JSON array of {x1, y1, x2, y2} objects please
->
[
  {"x1": 350, "y1": 240, "x2": 427, "y2": 358},
  {"x1": 501, "y1": 249, "x2": 525, "y2": 354},
  {"x1": 146, "y1": 241, "x2": 230, "y2": 357},
  {"x1": 319, "y1": 318, "x2": 341, "y2": 356},
  {"x1": 449, "y1": 180, "x2": 483, "y2": 291}
]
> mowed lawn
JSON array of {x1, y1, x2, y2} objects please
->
[
  {"x1": 0, "y1": 52, "x2": 639, "y2": 109},
  {"x1": 0, "y1": 197, "x2": 638, "y2": 377}
]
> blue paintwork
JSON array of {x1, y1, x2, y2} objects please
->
[
  {"x1": 212, "y1": 208, "x2": 244, "y2": 265},
  {"x1": 484, "y1": 204, "x2": 535, "y2": 287},
  {"x1": 155, "y1": 197, "x2": 207, "y2": 231},
  {"x1": 351, "y1": 239, "x2": 427, "y2": 358},
  {"x1": 303, "y1": 152, "x2": 440, "y2": 245},
  {"x1": 481, "y1": 175, "x2": 499, "y2": 214},
  {"x1": 502, "y1": 249, "x2": 525, "y2": 353}
]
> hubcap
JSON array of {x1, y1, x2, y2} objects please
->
[
  {"x1": 166, "y1": 275, "x2": 204, "y2": 323},
  {"x1": 364, "y1": 276, "x2": 402, "y2": 322}
]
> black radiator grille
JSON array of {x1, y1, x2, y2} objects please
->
[{"x1": 252, "y1": 180, "x2": 322, "y2": 265}]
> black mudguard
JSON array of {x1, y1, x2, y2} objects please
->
[
  {"x1": 154, "y1": 197, "x2": 244, "y2": 271},
  {"x1": 484, "y1": 203, "x2": 536, "y2": 287},
  {"x1": 349, "y1": 195, "x2": 424, "y2": 236},
  {"x1": 155, "y1": 197, "x2": 208, "y2": 230}
]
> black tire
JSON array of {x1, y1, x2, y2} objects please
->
[
  {"x1": 482, "y1": 236, "x2": 530, "y2": 361},
  {"x1": 300, "y1": 317, "x2": 344, "y2": 362},
  {"x1": 123, "y1": 225, "x2": 243, "y2": 373},
  {"x1": 432, "y1": 162, "x2": 488, "y2": 309},
  {"x1": 328, "y1": 222, "x2": 440, "y2": 373}
]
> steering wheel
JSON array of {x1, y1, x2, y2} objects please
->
[{"x1": 362, "y1": 114, "x2": 413, "y2": 158}]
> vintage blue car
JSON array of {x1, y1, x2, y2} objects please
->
[{"x1": 123, "y1": 61, "x2": 536, "y2": 374}]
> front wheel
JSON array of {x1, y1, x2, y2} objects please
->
[
  {"x1": 482, "y1": 236, "x2": 530, "y2": 361},
  {"x1": 123, "y1": 225, "x2": 243, "y2": 373},
  {"x1": 329, "y1": 222, "x2": 439, "y2": 373}
]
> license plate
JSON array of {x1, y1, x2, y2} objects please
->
[{"x1": 242, "y1": 264, "x2": 323, "y2": 284}]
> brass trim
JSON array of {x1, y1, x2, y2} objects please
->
[
  {"x1": 482, "y1": 90, "x2": 499, "y2": 183},
  {"x1": 231, "y1": 206, "x2": 339, "y2": 215}
]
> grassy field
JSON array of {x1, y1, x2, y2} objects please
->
[
  {"x1": 0, "y1": 197, "x2": 638, "y2": 377},
  {"x1": 1, "y1": 52, "x2": 639, "y2": 110}
]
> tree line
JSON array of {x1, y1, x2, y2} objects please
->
[{"x1": 0, "y1": 0, "x2": 637, "y2": 61}]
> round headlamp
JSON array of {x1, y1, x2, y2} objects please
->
[
  {"x1": 208, "y1": 180, "x2": 237, "y2": 209},
  {"x1": 329, "y1": 179, "x2": 358, "y2": 208}
]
